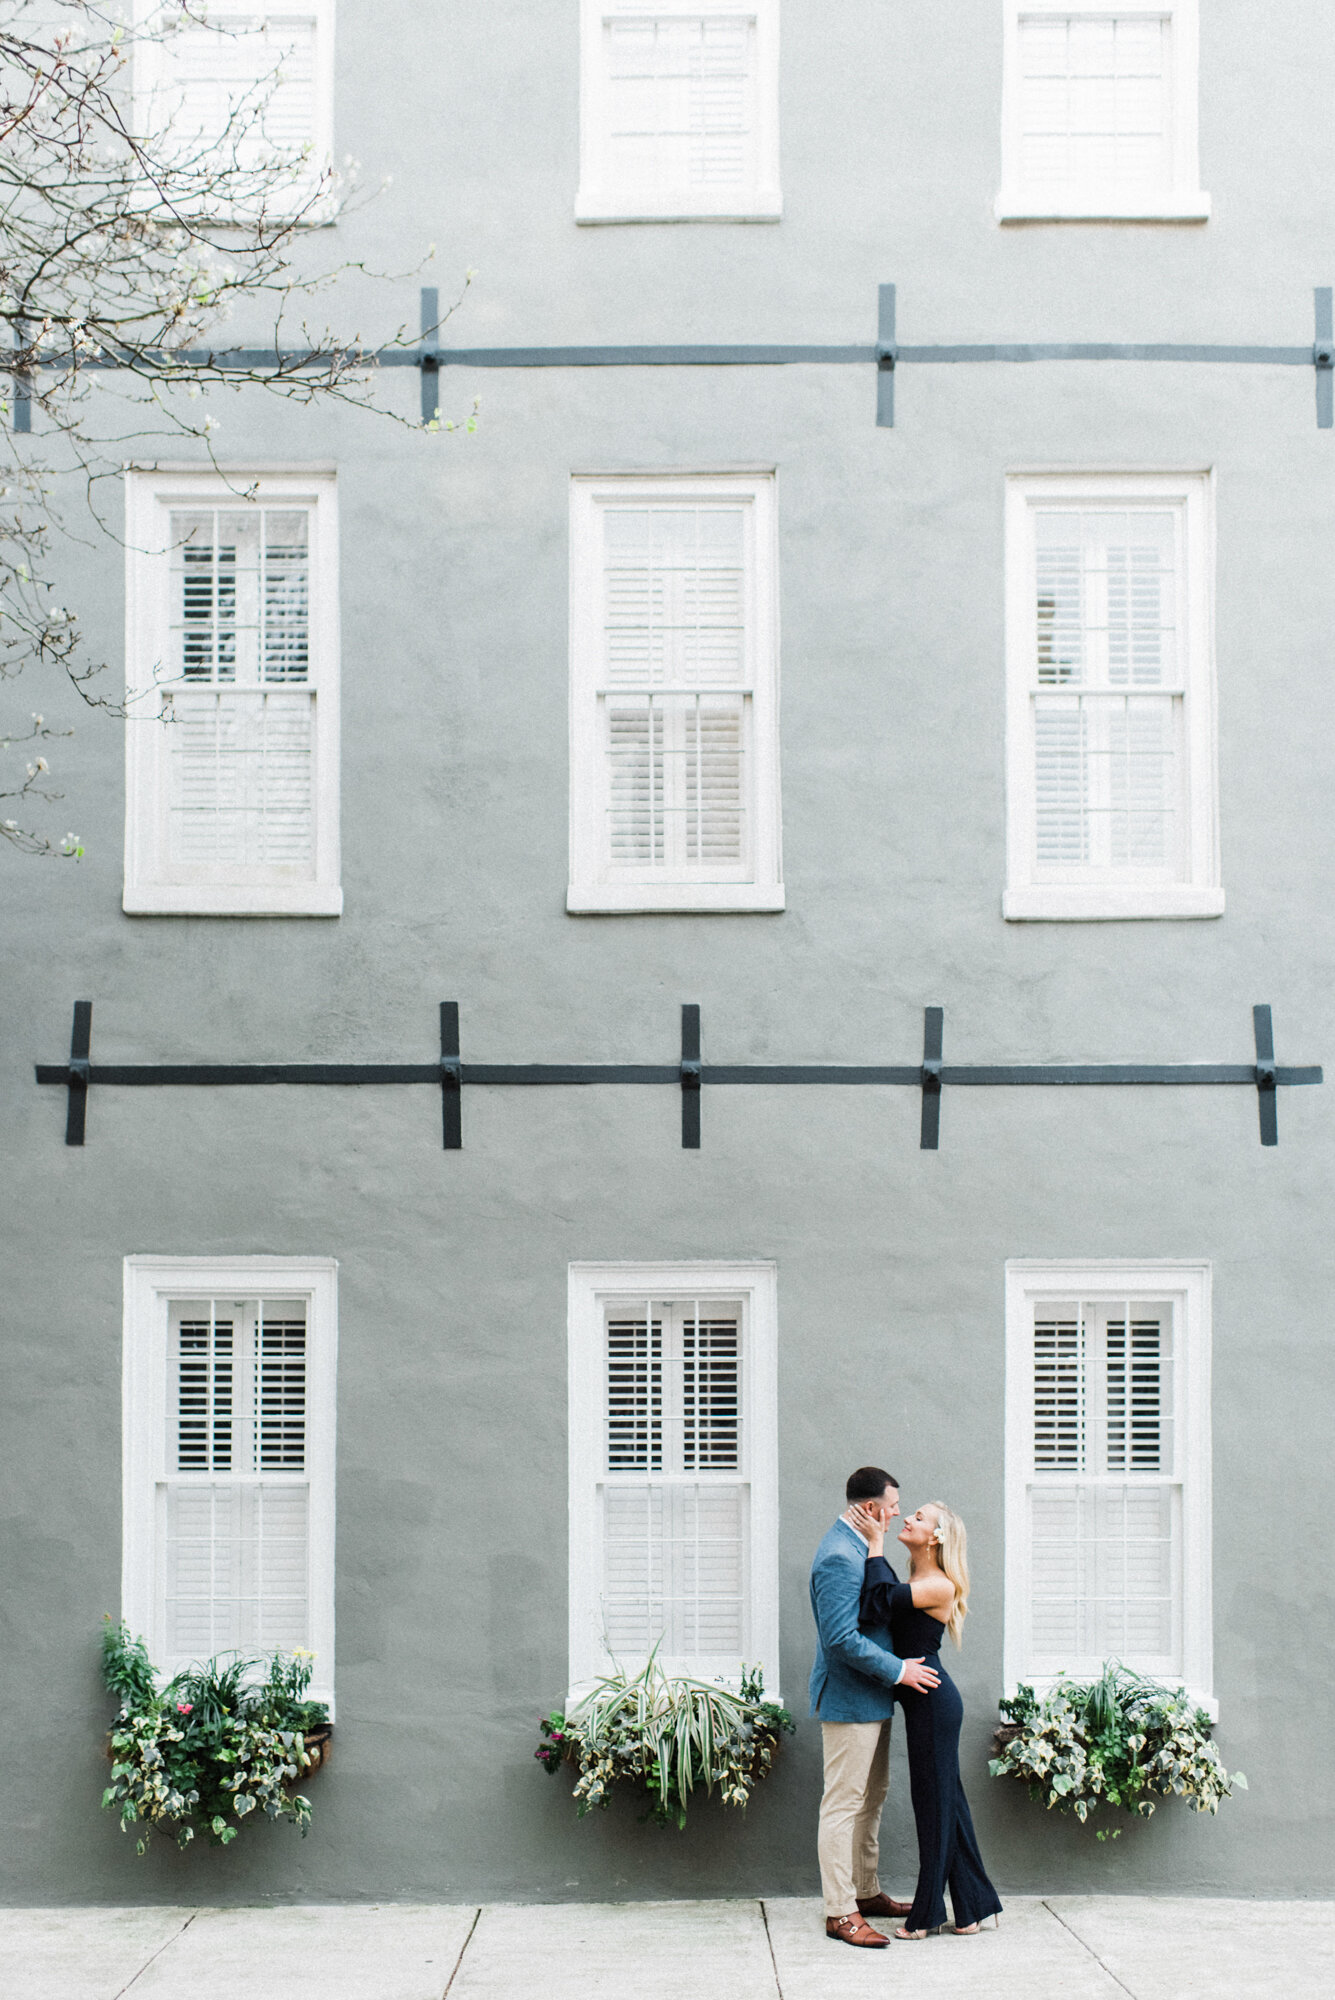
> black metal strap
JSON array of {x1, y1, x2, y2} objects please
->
[
  {"x1": 681, "y1": 1003, "x2": 702, "y2": 1150},
  {"x1": 1253, "y1": 1003, "x2": 1279, "y2": 1146},
  {"x1": 921, "y1": 1007, "x2": 944, "y2": 1150},
  {"x1": 419, "y1": 286, "x2": 441, "y2": 426},
  {"x1": 36, "y1": 1000, "x2": 1321, "y2": 1151},
  {"x1": 64, "y1": 1000, "x2": 92, "y2": 1145},
  {"x1": 20, "y1": 285, "x2": 1334, "y2": 432},
  {"x1": 440, "y1": 999, "x2": 462, "y2": 1149}
]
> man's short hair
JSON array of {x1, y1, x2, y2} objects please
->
[{"x1": 846, "y1": 1465, "x2": 899, "y2": 1504}]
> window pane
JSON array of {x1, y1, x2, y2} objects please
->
[
  {"x1": 163, "y1": 1480, "x2": 309, "y2": 1657},
  {"x1": 1019, "y1": 14, "x2": 1169, "y2": 195},
  {"x1": 169, "y1": 688, "x2": 314, "y2": 872},
  {"x1": 601, "y1": 1480, "x2": 747, "y2": 1656},
  {"x1": 605, "y1": 14, "x2": 756, "y2": 192},
  {"x1": 603, "y1": 506, "x2": 747, "y2": 689}
]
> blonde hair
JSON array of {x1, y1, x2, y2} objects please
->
[{"x1": 925, "y1": 1502, "x2": 970, "y2": 1648}]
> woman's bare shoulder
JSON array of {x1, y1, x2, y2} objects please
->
[{"x1": 910, "y1": 1571, "x2": 955, "y2": 1609}]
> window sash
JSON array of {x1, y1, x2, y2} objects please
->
[
  {"x1": 1025, "y1": 1475, "x2": 1183, "y2": 1676},
  {"x1": 997, "y1": 2, "x2": 1206, "y2": 219},
  {"x1": 578, "y1": 0, "x2": 780, "y2": 219},
  {"x1": 569, "y1": 475, "x2": 780, "y2": 908},
  {"x1": 568, "y1": 1264, "x2": 778, "y2": 1695},
  {"x1": 1004, "y1": 474, "x2": 1217, "y2": 916},
  {"x1": 1028, "y1": 500, "x2": 1188, "y2": 883},
  {"x1": 124, "y1": 1258, "x2": 337, "y2": 1706},
  {"x1": 1017, "y1": 12, "x2": 1173, "y2": 197},
  {"x1": 1004, "y1": 1263, "x2": 1211, "y2": 1708},
  {"x1": 600, "y1": 11, "x2": 760, "y2": 196},
  {"x1": 124, "y1": 471, "x2": 340, "y2": 912},
  {"x1": 132, "y1": 1, "x2": 334, "y2": 207}
]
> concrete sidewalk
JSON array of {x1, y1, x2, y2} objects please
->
[{"x1": 2, "y1": 1896, "x2": 1331, "y2": 2000}]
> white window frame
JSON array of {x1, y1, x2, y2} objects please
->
[
  {"x1": 568, "y1": 470, "x2": 784, "y2": 913},
  {"x1": 567, "y1": 1260, "x2": 780, "y2": 1702},
  {"x1": 1003, "y1": 469, "x2": 1221, "y2": 921},
  {"x1": 122, "y1": 1255, "x2": 338, "y2": 1713},
  {"x1": 1004, "y1": 1260, "x2": 1213, "y2": 1715},
  {"x1": 123, "y1": 466, "x2": 342, "y2": 916},
  {"x1": 131, "y1": 0, "x2": 336, "y2": 219},
  {"x1": 996, "y1": 1, "x2": 1209, "y2": 222},
  {"x1": 576, "y1": 0, "x2": 781, "y2": 222}
]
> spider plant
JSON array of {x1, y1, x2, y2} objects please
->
[{"x1": 541, "y1": 1651, "x2": 792, "y2": 1830}]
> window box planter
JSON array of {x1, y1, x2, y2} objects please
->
[
  {"x1": 536, "y1": 1658, "x2": 792, "y2": 1831},
  {"x1": 100, "y1": 1622, "x2": 331, "y2": 1853},
  {"x1": 989, "y1": 1664, "x2": 1246, "y2": 1837},
  {"x1": 299, "y1": 1722, "x2": 333, "y2": 1775}
]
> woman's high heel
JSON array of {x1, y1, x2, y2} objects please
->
[
  {"x1": 952, "y1": 1914, "x2": 1001, "y2": 1934},
  {"x1": 893, "y1": 1924, "x2": 944, "y2": 1940}
]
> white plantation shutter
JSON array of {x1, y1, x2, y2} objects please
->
[
  {"x1": 165, "y1": 507, "x2": 316, "y2": 877},
  {"x1": 1031, "y1": 507, "x2": 1183, "y2": 877},
  {"x1": 1018, "y1": 14, "x2": 1170, "y2": 200},
  {"x1": 601, "y1": 505, "x2": 751, "y2": 878},
  {"x1": 599, "y1": 1299, "x2": 748, "y2": 1671},
  {"x1": 1027, "y1": 1300, "x2": 1180, "y2": 1678},
  {"x1": 154, "y1": 11, "x2": 320, "y2": 168},
  {"x1": 603, "y1": 10, "x2": 757, "y2": 194},
  {"x1": 160, "y1": 1299, "x2": 310, "y2": 1667}
]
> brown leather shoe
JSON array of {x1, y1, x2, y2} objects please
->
[
  {"x1": 826, "y1": 1914, "x2": 889, "y2": 1947},
  {"x1": 857, "y1": 1892, "x2": 914, "y2": 1918}
]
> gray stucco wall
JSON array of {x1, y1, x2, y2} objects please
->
[{"x1": 3, "y1": 1, "x2": 1333, "y2": 1903}]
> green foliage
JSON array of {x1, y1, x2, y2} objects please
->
[
  {"x1": 537, "y1": 1656, "x2": 793, "y2": 1831},
  {"x1": 99, "y1": 1620, "x2": 329, "y2": 1855},
  {"x1": 989, "y1": 1661, "x2": 1247, "y2": 1837}
]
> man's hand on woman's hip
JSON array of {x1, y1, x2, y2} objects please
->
[{"x1": 897, "y1": 1656, "x2": 941, "y2": 1692}]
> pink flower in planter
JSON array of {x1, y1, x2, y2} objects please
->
[{"x1": 176, "y1": 1703, "x2": 193, "y2": 1714}]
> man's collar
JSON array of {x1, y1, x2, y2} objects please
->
[{"x1": 839, "y1": 1510, "x2": 869, "y2": 1550}]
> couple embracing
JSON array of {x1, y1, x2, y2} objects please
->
[{"x1": 809, "y1": 1465, "x2": 1003, "y2": 1946}]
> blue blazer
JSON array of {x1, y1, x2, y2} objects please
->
[{"x1": 808, "y1": 1517, "x2": 904, "y2": 1722}]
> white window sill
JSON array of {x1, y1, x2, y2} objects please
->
[
  {"x1": 568, "y1": 881, "x2": 785, "y2": 914},
  {"x1": 995, "y1": 190, "x2": 1211, "y2": 223},
  {"x1": 575, "y1": 190, "x2": 783, "y2": 224},
  {"x1": 1003, "y1": 885, "x2": 1224, "y2": 922},
  {"x1": 124, "y1": 882, "x2": 344, "y2": 916}
]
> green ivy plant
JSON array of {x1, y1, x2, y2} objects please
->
[
  {"x1": 989, "y1": 1662, "x2": 1247, "y2": 1838},
  {"x1": 537, "y1": 1656, "x2": 793, "y2": 1831},
  {"x1": 100, "y1": 1620, "x2": 329, "y2": 1853}
]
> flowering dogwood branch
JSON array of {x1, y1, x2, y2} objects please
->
[{"x1": 0, "y1": 0, "x2": 471, "y2": 855}]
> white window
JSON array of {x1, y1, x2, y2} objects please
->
[
  {"x1": 567, "y1": 1262, "x2": 779, "y2": 1697},
  {"x1": 997, "y1": 3, "x2": 1208, "y2": 220},
  {"x1": 1004, "y1": 1262, "x2": 1213, "y2": 1712},
  {"x1": 568, "y1": 473, "x2": 783, "y2": 912},
  {"x1": 124, "y1": 469, "x2": 341, "y2": 916},
  {"x1": 123, "y1": 1257, "x2": 337, "y2": 1708},
  {"x1": 133, "y1": 2, "x2": 334, "y2": 208},
  {"x1": 1004, "y1": 472, "x2": 1220, "y2": 920},
  {"x1": 577, "y1": 1, "x2": 781, "y2": 221}
]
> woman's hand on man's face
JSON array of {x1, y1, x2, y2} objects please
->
[{"x1": 848, "y1": 1502, "x2": 885, "y2": 1551}]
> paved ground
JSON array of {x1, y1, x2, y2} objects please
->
[{"x1": 2, "y1": 1896, "x2": 1331, "y2": 2000}]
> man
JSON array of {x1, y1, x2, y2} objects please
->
[{"x1": 808, "y1": 1465, "x2": 942, "y2": 1947}]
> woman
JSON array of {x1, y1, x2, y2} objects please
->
[{"x1": 848, "y1": 1497, "x2": 1002, "y2": 1941}]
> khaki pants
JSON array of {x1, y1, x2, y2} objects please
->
[{"x1": 817, "y1": 1719, "x2": 893, "y2": 1918}]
